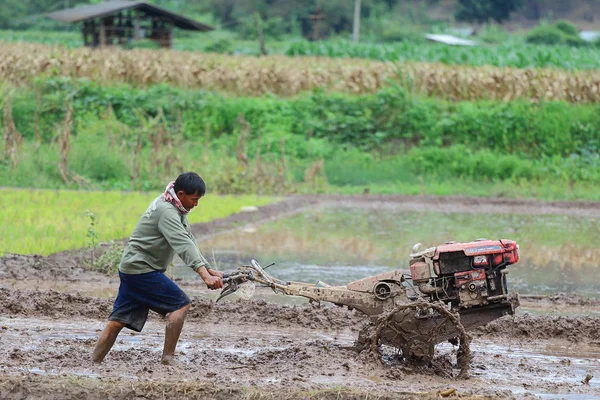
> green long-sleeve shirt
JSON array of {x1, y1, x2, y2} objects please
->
[{"x1": 118, "y1": 196, "x2": 209, "y2": 275}]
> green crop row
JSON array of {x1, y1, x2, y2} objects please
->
[{"x1": 286, "y1": 39, "x2": 600, "y2": 71}]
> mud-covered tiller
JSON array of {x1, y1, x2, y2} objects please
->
[{"x1": 217, "y1": 239, "x2": 521, "y2": 377}]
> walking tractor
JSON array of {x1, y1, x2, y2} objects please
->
[{"x1": 218, "y1": 238, "x2": 520, "y2": 376}]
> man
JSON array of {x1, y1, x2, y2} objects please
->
[{"x1": 92, "y1": 172, "x2": 223, "y2": 365}]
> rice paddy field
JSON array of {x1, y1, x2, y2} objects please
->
[{"x1": 0, "y1": 188, "x2": 273, "y2": 255}]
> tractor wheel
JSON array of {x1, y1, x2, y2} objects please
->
[{"x1": 367, "y1": 301, "x2": 472, "y2": 379}]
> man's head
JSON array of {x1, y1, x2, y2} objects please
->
[{"x1": 173, "y1": 172, "x2": 206, "y2": 211}]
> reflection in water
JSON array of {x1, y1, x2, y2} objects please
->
[{"x1": 176, "y1": 207, "x2": 600, "y2": 297}]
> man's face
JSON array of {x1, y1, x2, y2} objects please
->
[{"x1": 176, "y1": 191, "x2": 202, "y2": 211}]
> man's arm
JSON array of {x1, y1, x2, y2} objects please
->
[{"x1": 158, "y1": 211, "x2": 222, "y2": 289}]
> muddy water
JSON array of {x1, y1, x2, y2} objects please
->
[
  {"x1": 2, "y1": 316, "x2": 599, "y2": 399},
  {"x1": 181, "y1": 208, "x2": 600, "y2": 299}
]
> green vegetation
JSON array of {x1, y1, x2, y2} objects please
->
[
  {"x1": 4, "y1": 29, "x2": 600, "y2": 71},
  {"x1": 286, "y1": 39, "x2": 600, "y2": 70},
  {"x1": 1, "y1": 78, "x2": 598, "y2": 202},
  {"x1": 0, "y1": 188, "x2": 273, "y2": 255},
  {"x1": 526, "y1": 20, "x2": 588, "y2": 47}
]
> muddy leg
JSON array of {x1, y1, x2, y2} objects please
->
[
  {"x1": 92, "y1": 321, "x2": 126, "y2": 363},
  {"x1": 161, "y1": 303, "x2": 191, "y2": 365}
]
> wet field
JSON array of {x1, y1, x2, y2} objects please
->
[{"x1": 1, "y1": 195, "x2": 600, "y2": 399}]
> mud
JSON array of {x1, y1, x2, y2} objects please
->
[
  {"x1": 0, "y1": 376, "x2": 498, "y2": 400},
  {"x1": 477, "y1": 314, "x2": 600, "y2": 341},
  {"x1": 0, "y1": 288, "x2": 365, "y2": 330},
  {"x1": 2, "y1": 195, "x2": 600, "y2": 399}
]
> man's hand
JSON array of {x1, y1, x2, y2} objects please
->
[
  {"x1": 197, "y1": 266, "x2": 223, "y2": 289},
  {"x1": 203, "y1": 274, "x2": 223, "y2": 290},
  {"x1": 207, "y1": 268, "x2": 224, "y2": 278}
]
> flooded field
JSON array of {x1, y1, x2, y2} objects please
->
[
  {"x1": 181, "y1": 206, "x2": 600, "y2": 298},
  {"x1": 1, "y1": 195, "x2": 600, "y2": 399}
]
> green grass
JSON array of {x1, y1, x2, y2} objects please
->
[{"x1": 0, "y1": 188, "x2": 275, "y2": 255}]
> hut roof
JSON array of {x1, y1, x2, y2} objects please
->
[{"x1": 46, "y1": 1, "x2": 213, "y2": 31}]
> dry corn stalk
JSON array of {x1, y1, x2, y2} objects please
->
[
  {"x1": 203, "y1": 123, "x2": 211, "y2": 165},
  {"x1": 54, "y1": 100, "x2": 89, "y2": 187},
  {"x1": 130, "y1": 131, "x2": 143, "y2": 188},
  {"x1": 34, "y1": 90, "x2": 41, "y2": 149},
  {"x1": 304, "y1": 159, "x2": 326, "y2": 188},
  {"x1": 58, "y1": 100, "x2": 72, "y2": 183},
  {"x1": 2, "y1": 42, "x2": 600, "y2": 103},
  {"x1": 3, "y1": 98, "x2": 23, "y2": 168},
  {"x1": 235, "y1": 114, "x2": 250, "y2": 167}
]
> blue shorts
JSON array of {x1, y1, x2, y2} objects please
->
[{"x1": 108, "y1": 271, "x2": 191, "y2": 332}]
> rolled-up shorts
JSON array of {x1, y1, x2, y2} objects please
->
[{"x1": 108, "y1": 270, "x2": 191, "y2": 332}]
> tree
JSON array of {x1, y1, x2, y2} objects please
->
[{"x1": 455, "y1": 0, "x2": 524, "y2": 24}]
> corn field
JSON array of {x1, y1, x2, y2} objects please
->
[{"x1": 2, "y1": 42, "x2": 600, "y2": 103}]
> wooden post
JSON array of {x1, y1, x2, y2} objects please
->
[
  {"x1": 254, "y1": 12, "x2": 268, "y2": 56},
  {"x1": 117, "y1": 12, "x2": 124, "y2": 44},
  {"x1": 82, "y1": 21, "x2": 89, "y2": 46},
  {"x1": 309, "y1": 6, "x2": 326, "y2": 41},
  {"x1": 91, "y1": 19, "x2": 98, "y2": 47},
  {"x1": 134, "y1": 12, "x2": 141, "y2": 40},
  {"x1": 352, "y1": 0, "x2": 361, "y2": 43},
  {"x1": 99, "y1": 19, "x2": 106, "y2": 47}
]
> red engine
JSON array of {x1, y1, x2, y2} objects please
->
[{"x1": 409, "y1": 239, "x2": 519, "y2": 309}]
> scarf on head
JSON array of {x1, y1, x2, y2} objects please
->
[{"x1": 163, "y1": 181, "x2": 189, "y2": 215}]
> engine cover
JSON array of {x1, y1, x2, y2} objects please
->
[
  {"x1": 433, "y1": 239, "x2": 519, "y2": 276},
  {"x1": 409, "y1": 239, "x2": 519, "y2": 310}
]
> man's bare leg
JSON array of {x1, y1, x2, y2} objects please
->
[
  {"x1": 92, "y1": 321, "x2": 126, "y2": 363},
  {"x1": 161, "y1": 303, "x2": 191, "y2": 365}
]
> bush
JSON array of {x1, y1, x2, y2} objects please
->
[
  {"x1": 526, "y1": 25, "x2": 565, "y2": 45},
  {"x1": 554, "y1": 20, "x2": 578, "y2": 37},
  {"x1": 526, "y1": 21, "x2": 586, "y2": 47}
]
